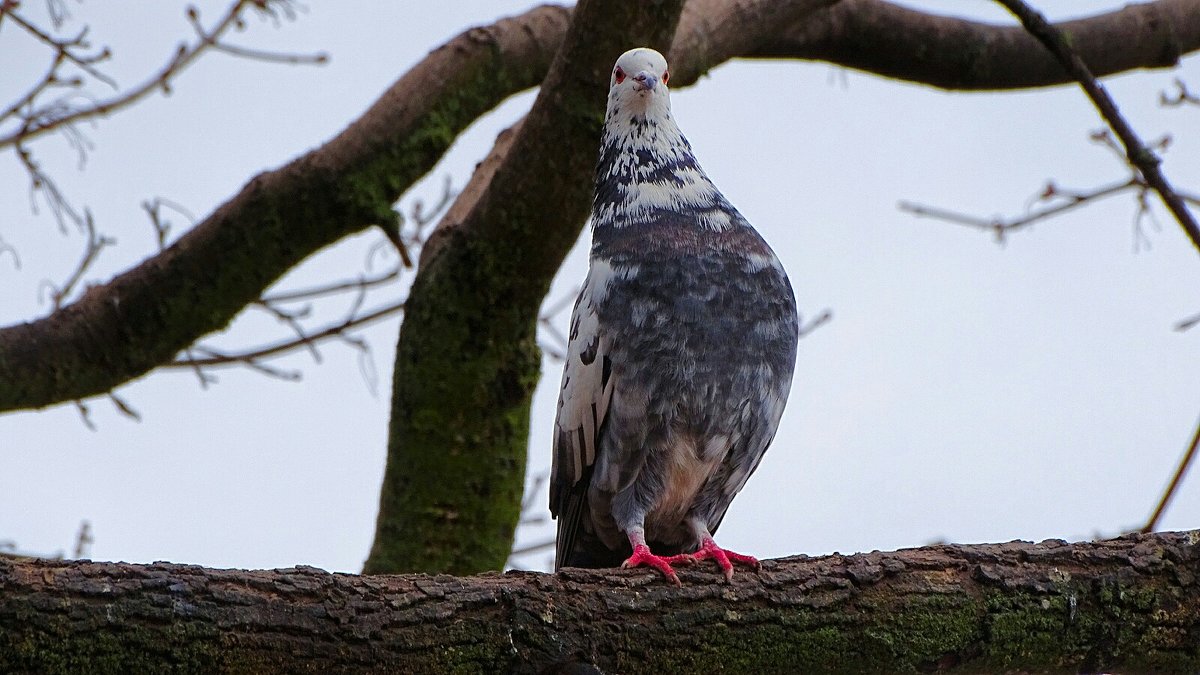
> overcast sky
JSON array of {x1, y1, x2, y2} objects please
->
[{"x1": 2, "y1": 1, "x2": 1198, "y2": 574}]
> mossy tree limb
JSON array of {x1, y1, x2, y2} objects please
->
[{"x1": 4, "y1": 532, "x2": 1199, "y2": 673}]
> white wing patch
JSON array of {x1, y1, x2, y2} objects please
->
[{"x1": 552, "y1": 259, "x2": 624, "y2": 490}]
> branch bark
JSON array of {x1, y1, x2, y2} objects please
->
[
  {"x1": 758, "y1": 0, "x2": 1200, "y2": 91},
  {"x1": 3, "y1": 532, "x2": 1198, "y2": 673}
]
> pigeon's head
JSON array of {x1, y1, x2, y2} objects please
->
[{"x1": 607, "y1": 47, "x2": 670, "y2": 119}]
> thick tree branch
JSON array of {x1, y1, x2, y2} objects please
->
[
  {"x1": 757, "y1": 0, "x2": 1200, "y2": 91},
  {"x1": 2, "y1": 532, "x2": 1198, "y2": 673}
]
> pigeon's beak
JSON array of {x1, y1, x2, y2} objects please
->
[{"x1": 632, "y1": 71, "x2": 658, "y2": 92}]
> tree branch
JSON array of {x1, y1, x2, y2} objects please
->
[
  {"x1": 755, "y1": 0, "x2": 1200, "y2": 91},
  {"x1": 3, "y1": 532, "x2": 1198, "y2": 673}
]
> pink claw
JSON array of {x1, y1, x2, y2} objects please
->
[
  {"x1": 621, "y1": 543, "x2": 682, "y2": 586},
  {"x1": 664, "y1": 538, "x2": 760, "y2": 582}
]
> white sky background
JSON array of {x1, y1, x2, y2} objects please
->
[{"x1": 1, "y1": 1, "x2": 1198, "y2": 573}]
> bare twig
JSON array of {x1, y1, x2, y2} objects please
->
[
  {"x1": 536, "y1": 289, "x2": 578, "y2": 361},
  {"x1": 73, "y1": 399, "x2": 96, "y2": 431},
  {"x1": 73, "y1": 521, "x2": 93, "y2": 560},
  {"x1": 261, "y1": 268, "x2": 400, "y2": 304},
  {"x1": 1175, "y1": 312, "x2": 1200, "y2": 332},
  {"x1": 141, "y1": 197, "x2": 195, "y2": 250},
  {"x1": 252, "y1": 300, "x2": 321, "y2": 362},
  {"x1": 995, "y1": 0, "x2": 1200, "y2": 254},
  {"x1": 1142, "y1": 415, "x2": 1200, "y2": 533},
  {"x1": 39, "y1": 210, "x2": 114, "y2": 309},
  {"x1": 902, "y1": 178, "x2": 1140, "y2": 242},
  {"x1": 165, "y1": 300, "x2": 404, "y2": 371},
  {"x1": 4, "y1": 11, "x2": 115, "y2": 88},
  {"x1": 108, "y1": 392, "x2": 141, "y2": 422},
  {"x1": 507, "y1": 472, "x2": 556, "y2": 568},
  {"x1": 1160, "y1": 78, "x2": 1200, "y2": 107},
  {"x1": 183, "y1": 347, "x2": 218, "y2": 388},
  {"x1": 16, "y1": 141, "x2": 86, "y2": 232},
  {"x1": 0, "y1": 0, "x2": 327, "y2": 149},
  {"x1": 798, "y1": 308, "x2": 834, "y2": 338},
  {"x1": 0, "y1": 235, "x2": 19, "y2": 270}
]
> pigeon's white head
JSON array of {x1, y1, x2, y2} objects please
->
[{"x1": 606, "y1": 47, "x2": 671, "y2": 120}]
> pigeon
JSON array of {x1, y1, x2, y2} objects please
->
[{"x1": 549, "y1": 47, "x2": 799, "y2": 585}]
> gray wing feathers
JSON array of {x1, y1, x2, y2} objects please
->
[{"x1": 550, "y1": 262, "x2": 617, "y2": 568}]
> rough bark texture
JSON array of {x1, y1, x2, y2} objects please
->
[
  {"x1": 761, "y1": 0, "x2": 1200, "y2": 90},
  {"x1": 3, "y1": 532, "x2": 1199, "y2": 674}
]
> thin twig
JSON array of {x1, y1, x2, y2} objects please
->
[
  {"x1": 141, "y1": 197, "x2": 195, "y2": 250},
  {"x1": 1142, "y1": 416, "x2": 1200, "y2": 533},
  {"x1": 0, "y1": 235, "x2": 19, "y2": 269},
  {"x1": 901, "y1": 178, "x2": 1139, "y2": 242},
  {"x1": 40, "y1": 210, "x2": 114, "y2": 309},
  {"x1": 107, "y1": 392, "x2": 141, "y2": 422},
  {"x1": 165, "y1": 300, "x2": 405, "y2": 369},
  {"x1": 4, "y1": 12, "x2": 115, "y2": 88},
  {"x1": 1160, "y1": 78, "x2": 1200, "y2": 108},
  {"x1": 995, "y1": 0, "x2": 1200, "y2": 254},
  {"x1": 261, "y1": 268, "x2": 400, "y2": 304},
  {"x1": 0, "y1": 0, "x2": 327, "y2": 149},
  {"x1": 73, "y1": 399, "x2": 96, "y2": 431},
  {"x1": 798, "y1": 308, "x2": 834, "y2": 338}
]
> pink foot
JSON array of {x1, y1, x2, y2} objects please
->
[
  {"x1": 621, "y1": 543, "x2": 681, "y2": 586},
  {"x1": 664, "y1": 538, "x2": 760, "y2": 582}
]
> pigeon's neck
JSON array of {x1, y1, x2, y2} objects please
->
[{"x1": 591, "y1": 107, "x2": 736, "y2": 235}]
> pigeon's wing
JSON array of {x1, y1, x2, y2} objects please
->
[
  {"x1": 550, "y1": 261, "x2": 617, "y2": 570},
  {"x1": 693, "y1": 251, "x2": 799, "y2": 538}
]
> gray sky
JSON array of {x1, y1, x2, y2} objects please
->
[{"x1": 2, "y1": 1, "x2": 1198, "y2": 573}]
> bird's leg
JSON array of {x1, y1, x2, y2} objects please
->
[
  {"x1": 663, "y1": 522, "x2": 761, "y2": 582},
  {"x1": 620, "y1": 527, "x2": 681, "y2": 586}
]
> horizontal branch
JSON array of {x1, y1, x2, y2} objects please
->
[
  {"x1": 1, "y1": 531, "x2": 1197, "y2": 672},
  {"x1": 753, "y1": 0, "x2": 1200, "y2": 91}
]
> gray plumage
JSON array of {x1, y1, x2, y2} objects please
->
[{"x1": 550, "y1": 48, "x2": 799, "y2": 577}]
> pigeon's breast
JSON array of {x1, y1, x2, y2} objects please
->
[{"x1": 596, "y1": 223, "x2": 798, "y2": 430}]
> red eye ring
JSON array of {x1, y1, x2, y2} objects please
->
[
  {"x1": 614, "y1": 67, "x2": 626, "y2": 84},
  {"x1": 662, "y1": 70, "x2": 669, "y2": 84}
]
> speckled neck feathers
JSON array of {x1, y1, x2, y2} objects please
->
[{"x1": 591, "y1": 91, "x2": 744, "y2": 237}]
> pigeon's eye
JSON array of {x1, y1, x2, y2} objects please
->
[
  {"x1": 662, "y1": 71, "x2": 669, "y2": 84},
  {"x1": 614, "y1": 67, "x2": 626, "y2": 84}
]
